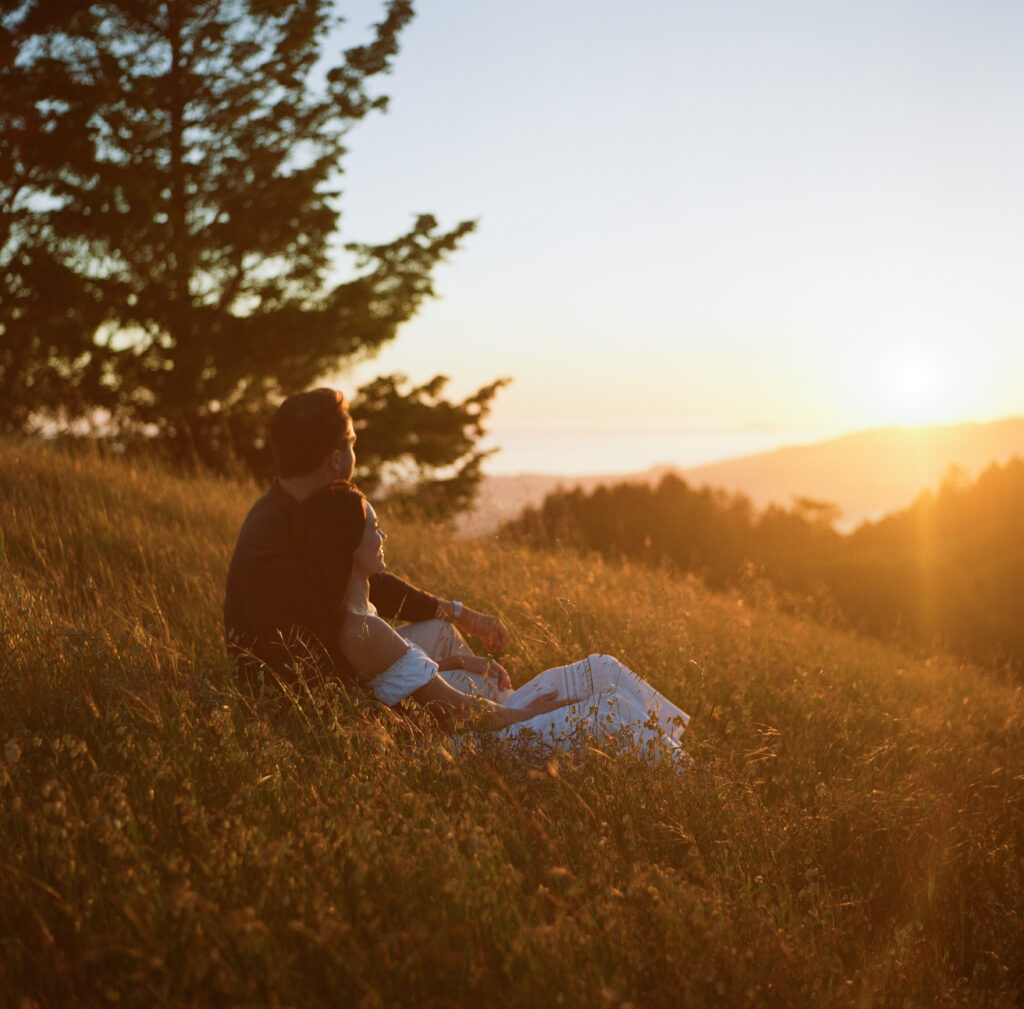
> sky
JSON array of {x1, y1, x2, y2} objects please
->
[{"x1": 326, "y1": 0, "x2": 1024, "y2": 474}]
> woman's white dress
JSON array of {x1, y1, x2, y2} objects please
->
[{"x1": 368, "y1": 642, "x2": 690, "y2": 761}]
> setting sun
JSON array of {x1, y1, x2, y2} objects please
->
[
  {"x1": 890, "y1": 362, "x2": 940, "y2": 408},
  {"x1": 878, "y1": 346, "x2": 956, "y2": 425}
]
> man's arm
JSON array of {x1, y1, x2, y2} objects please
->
[
  {"x1": 433, "y1": 600, "x2": 510, "y2": 653},
  {"x1": 369, "y1": 572, "x2": 442, "y2": 623},
  {"x1": 369, "y1": 573, "x2": 510, "y2": 653}
]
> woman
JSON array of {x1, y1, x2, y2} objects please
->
[{"x1": 299, "y1": 481, "x2": 690, "y2": 759}]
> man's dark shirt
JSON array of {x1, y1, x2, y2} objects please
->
[{"x1": 224, "y1": 480, "x2": 440, "y2": 687}]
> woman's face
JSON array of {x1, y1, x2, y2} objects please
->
[{"x1": 352, "y1": 501, "x2": 387, "y2": 574}]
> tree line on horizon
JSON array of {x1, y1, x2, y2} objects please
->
[
  {"x1": 504, "y1": 458, "x2": 1024, "y2": 673},
  {"x1": 1, "y1": 0, "x2": 501, "y2": 515}
]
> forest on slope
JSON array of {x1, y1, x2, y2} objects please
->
[{"x1": 506, "y1": 458, "x2": 1024, "y2": 673}]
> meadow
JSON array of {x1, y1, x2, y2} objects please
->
[{"x1": 1, "y1": 438, "x2": 1022, "y2": 1008}]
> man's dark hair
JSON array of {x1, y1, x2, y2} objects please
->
[{"x1": 270, "y1": 388, "x2": 350, "y2": 478}]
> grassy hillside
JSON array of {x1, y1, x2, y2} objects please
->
[{"x1": 2, "y1": 439, "x2": 1022, "y2": 1008}]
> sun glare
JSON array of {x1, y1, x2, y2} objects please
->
[
  {"x1": 892, "y1": 362, "x2": 937, "y2": 404},
  {"x1": 878, "y1": 346, "x2": 956, "y2": 426}
]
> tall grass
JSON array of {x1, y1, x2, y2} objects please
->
[{"x1": 1, "y1": 438, "x2": 1022, "y2": 1007}]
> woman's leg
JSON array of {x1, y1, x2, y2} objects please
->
[
  {"x1": 503, "y1": 655, "x2": 604, "y2": 706},
  {"x1": 585, "y1": 655, "x2": 690, "y2": 743},
  {"x1": 503, "y1": 654, "x2": 689, "y2": 749},
  {"x1": 398, "y1": 620, "x2": 500, "y2": 699}
]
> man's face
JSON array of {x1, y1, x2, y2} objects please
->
[{"x1": 331, "y1": 417, "x2": 356, "y2": 480}]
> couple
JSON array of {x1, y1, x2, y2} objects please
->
[{"x1": 224, "y1": 389, "x2": 689, "y2": 759}]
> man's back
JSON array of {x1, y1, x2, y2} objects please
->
[
  {"x1": 224, "y1": 481, "x2": 310, "y2": 649},
  {"x1": 224, "y1": 480, "x2": 442, "y2": 687},
  {"x1": 224, "y1": 481, "x2": 328, "y2": 686}
]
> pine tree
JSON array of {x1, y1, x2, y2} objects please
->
[{"x1": 0, "y1": 0, "x2": 500, "y2": 508}]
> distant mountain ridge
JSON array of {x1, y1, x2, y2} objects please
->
[
  {"x1": 677, "y1": 417, "x2": 1024, "y2": 527},
  {"x1": 460, "y1": 417, "x2": 1024, "y2": 536}
]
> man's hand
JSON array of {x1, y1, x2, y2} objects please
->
[{"x1": 454, "y1": 605, "x2": 510, "y2": 653}]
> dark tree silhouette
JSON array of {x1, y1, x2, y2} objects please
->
[
  {"x1": 0, "y1": 0, "x2": 500, "y2": 510},
  {"x1": 351, "y1": 372, "x2": 510, "y2": 518}
]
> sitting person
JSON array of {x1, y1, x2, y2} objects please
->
[
  {"x1": 299, "y1": 479, "x2": 691, "y2": 759},
  {"x1": 224, "y1": 388, "x2": 509, "y2": 690}
]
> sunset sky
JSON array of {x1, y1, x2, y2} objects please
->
[{"x1": 330, "y1": 0, "x2": 1023, "y2": 474}]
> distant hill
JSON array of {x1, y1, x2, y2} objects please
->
[
  {"x1": 678, "y1": 417, "x2": 1024, "y2": 527},
  {"x1": 458, "y1": 472, "x2": 621, "y2": 536},
  {"x1": 460, "y1": 417, "x2": 1024, "y2": 535}
]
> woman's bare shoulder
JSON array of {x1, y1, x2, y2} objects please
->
[
  {"x1": 340, "y1": 608, "x2": 408, "y2": 677},
  {"x1": 342, "y1": 606, "x2": 382, "y2": 628}
]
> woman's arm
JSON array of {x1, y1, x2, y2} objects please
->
[
  {"x1": 339, "y1": 610, "x2": 412, "y2": 680},
  {"x1": 411, "y1": 675, "x2": 571, "y2": 732},
  {"x1": 342, "y1": 610, "x2": 573, "y2": 730}
]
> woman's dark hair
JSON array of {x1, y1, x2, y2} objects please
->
[
  {"x1": 270, "y1": 388, "x2": 350, "y2": 478},
  {"x1": 297, "y1": 480, "x2": 367, "y2": 647}
]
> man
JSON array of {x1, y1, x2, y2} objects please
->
[{"x1": 224, "y1": 387, "x2": 509, "y2": 692}]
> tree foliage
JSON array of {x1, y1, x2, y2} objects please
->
[
  {"x1": 352, "y1": 372, "x2": 510, "y2": 518},
  {"x1": 0, "y1": 0, "x2": 500, "y2": 509}
]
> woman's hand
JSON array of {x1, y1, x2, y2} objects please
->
[
  {"x1": 437, "y1": 653, "x2": 513, "y2": 693},
  {"x1": 411, "y1": 675, "x2": 577, "y2": 733},
  {"x1": 502, "y1": 689, "x2": 577, "y2": 728}
]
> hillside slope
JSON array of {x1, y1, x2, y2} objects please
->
[{"x1": 2, "y1": 438, "x2": 1022, "y2": 1007}]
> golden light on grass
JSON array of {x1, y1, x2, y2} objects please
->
[{"x1": 1, "y1": 438, "x2": 1023, "y2": 1007}]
